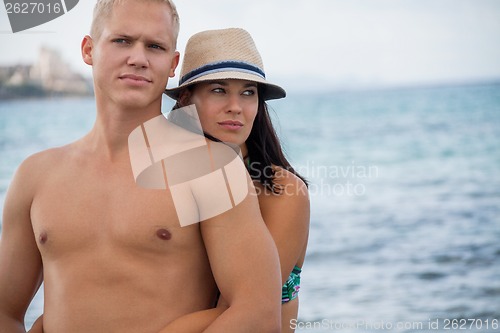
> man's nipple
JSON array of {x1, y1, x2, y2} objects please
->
[
  {"x1": 156, "y1": 228, "x2": 172, "y2": 241},
  {"x1": 39, "y1": 231, "x2": 48, "y2": 244}
]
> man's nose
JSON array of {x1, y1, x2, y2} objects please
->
[{"x1": 127, "y1": 44, "x2": 149, "y2": 68}]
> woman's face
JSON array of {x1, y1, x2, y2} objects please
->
[{"x1": 184, "y1": 79, "x2": 259, "y2": 148}]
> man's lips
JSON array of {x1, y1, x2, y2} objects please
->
[{"x1": 119, "y1": 74, "x2": 152, "y2": 84}]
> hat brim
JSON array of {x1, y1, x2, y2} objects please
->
[{"x1": 165, "y1": 71, "x2": 286, "y2": 101}]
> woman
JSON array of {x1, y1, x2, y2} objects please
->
[{"x1": 162, "y1": 27, "x2": 310, "y2": 332}]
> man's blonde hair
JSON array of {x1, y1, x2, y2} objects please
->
[{"x1": 90, "y1": 0, "x2": 180, "y2": 47}]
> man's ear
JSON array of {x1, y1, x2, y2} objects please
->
[
  {"x1": 169, "y1": 51, "x2": 180, "y2": 78},
  {"x1": 81, "y1": 35, "x2": 94, "y2": 66}
]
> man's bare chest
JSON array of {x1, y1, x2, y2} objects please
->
[{"x1": 29, "y1": 168, "x2": 199, "y2": 258}]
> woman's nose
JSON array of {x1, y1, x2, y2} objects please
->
[{"x1": 226, "y1": 94, "x2": 243, "y2": 114}]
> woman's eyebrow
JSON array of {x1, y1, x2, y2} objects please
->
[
  {"x1": 208, "y1": 81, "x2": 257, "y2": 88},
  {"x1": 208, "y1": 81, "x2": 228, "y2": 86}
]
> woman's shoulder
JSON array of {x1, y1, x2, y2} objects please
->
[
  {"x1": 271, "y1": 165, "x2": 309, "y2": 199},
  {"x1": 257, "y1": 165, "x2": 310, "y2": 232},
  {"x1": 272, "y1": 165, "x2": 307, "y2": 188}
]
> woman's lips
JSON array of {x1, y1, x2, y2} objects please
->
[{"x1": 218, "y1": 120, "x2": 243, "y2": 131}]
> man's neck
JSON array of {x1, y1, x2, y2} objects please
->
[{"x1": 86, "y1": 98, "x2": 163, "y2": 162}]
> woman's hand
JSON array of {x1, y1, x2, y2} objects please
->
[{"x1": 158, "y1": 308, "x2": 225, "y2": 333}]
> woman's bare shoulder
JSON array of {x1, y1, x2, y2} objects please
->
[{"x1": 272, "y1": 165, "x2": 309, "y2": 199}]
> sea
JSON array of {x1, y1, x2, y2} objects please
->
[{"x1": 1, "y1": 83, "x2": 499, "y2": 332}]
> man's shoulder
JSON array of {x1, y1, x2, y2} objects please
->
[
  {"x1": 6, "y1": 145, "x2": 73, "y2": 202},
  {"x1": 16, "y1": 144, "x2": 75, "y2": 181},
  {"x1": 22, "y1": 145, "x2": 71, "y2": 168}
]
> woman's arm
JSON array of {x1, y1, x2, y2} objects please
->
[
  {"x1": 26, "y1": 301, "x2": 227, "y2": 333},
  {"x1": 259, "y1": 167, "x2": 310, "y2": 284},
  {"x1": 259, "y1": 168, "x2": 310, "y2": 333},
  {"x1": 157, "y1": 307, "x2": 225, "y2": 333}
]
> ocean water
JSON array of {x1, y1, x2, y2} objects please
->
[{"x1": 1, "y1": 83, "x2": 499, "y2": 332}]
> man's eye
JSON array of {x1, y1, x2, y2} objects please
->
[
  {"x1": 212, "y1": 88, "x2": 225, "y2": 93},
  {"x1": 149, "y1": 44, "x2": 165, "y2": 51},
  {"x1": 112, "y1": 38, "x2": 128, "y2": 44}
]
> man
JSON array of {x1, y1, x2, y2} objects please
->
[{"x1": 0, "y1": 0, "x2": 282, "y2": 332}]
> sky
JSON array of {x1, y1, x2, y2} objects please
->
[{"x1": 1, "y1": 0, "x2": 500, "y2": 91}]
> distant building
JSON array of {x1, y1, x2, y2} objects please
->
[{"x1": 0, "y1": 46, "x2": 93, "y2": 99}]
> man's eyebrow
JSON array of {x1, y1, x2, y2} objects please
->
[
  {"x1": 110, "y1": 34, "x2": 170, "y2": 47},
  {"x1": 110, "y1": 33, "x2": 134, "y2": 40}
]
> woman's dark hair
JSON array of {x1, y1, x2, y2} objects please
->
[
  {"x1": 245, "y1": 86, "x2": 308, "y2": 193},
  {"x1": 172, "y1": 84, "x2": 308, "y2": 194}
]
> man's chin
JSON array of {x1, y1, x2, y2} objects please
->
[{"x1": 115, "y1": 94, "x2": 160, "y2": 110}]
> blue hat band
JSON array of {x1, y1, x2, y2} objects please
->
[{"x1": 180, "y1": 61, "x2": 266, "y2": 86}]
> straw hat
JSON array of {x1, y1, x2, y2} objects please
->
[{"x1": 165, "y1": 28, "x2": 286, "y2": 101}]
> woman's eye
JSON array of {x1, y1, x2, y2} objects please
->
[{"x1": 242, "y1": 89, "x2": 256, "y2": 96}]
